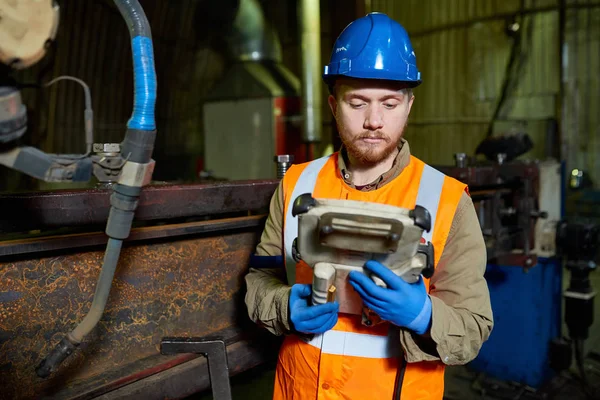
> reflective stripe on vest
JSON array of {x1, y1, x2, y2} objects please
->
[
  {"x1": 284, "y1": 155, "x2": 330, "y2": 284},
  {"x1": 302, "y1": 330, "x2": 400, "y2": 359},
  {"x1": 416, "y1": 164, "x2": 445, "y2": 244}
]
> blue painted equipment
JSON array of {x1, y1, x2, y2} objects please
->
[{"x1": 470, "y1": 258, "x2": 563, "y2": 388}]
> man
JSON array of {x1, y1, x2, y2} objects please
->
[{"x1": 245, "y1": 12, "x2": 493, "y2": 400}]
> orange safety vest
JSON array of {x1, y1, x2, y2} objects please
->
[{"x1": 275, "y1": 152, "x2": 466, "y2": 400}]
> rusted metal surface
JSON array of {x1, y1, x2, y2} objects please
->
[
  {"x1": 0, "y1": 218, "x2": 269, "y2": 399},
  {"x1": 0, "y1": 180, "x2": 278, "y2": 233}
]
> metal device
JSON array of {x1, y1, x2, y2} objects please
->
[
  {"x1": 0, "y1": 2, "x2": 151, "y2": 185},
  {"x1": 556, "y1": 219, "x2": 598, "y2": 339},
  {"x1": 291, "y1": 193, "x2": 433, "y2": 315},
  {"x1": 548, "y1": 219, "x2": 599, "y2": 394}
]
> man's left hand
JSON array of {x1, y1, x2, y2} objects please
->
[{"x1": 348, "y1": 260, "x2": 432, "y2": 335}]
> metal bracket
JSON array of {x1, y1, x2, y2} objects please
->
[{"x1": 160, "y1": 337, "x2": 232, "y2": 400}]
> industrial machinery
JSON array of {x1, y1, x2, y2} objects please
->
[
  {"x1": 437, "y1": 153, "x2": 561, "y2": 269},
  {"x1": 291, "y1": 194, "x2": 433, "y2": 315},
  {"x1": 1, "y1": 0, "x2": 161, "y2": 385},
  {"x1": 552, "y1": 218, "x2": 599, "y2": 395},
  {"x1": 438, "y1": 139, "x2": 564, "y2": 389},
  {"x1": 0, "y1": 1, "x2": 155, "y2": 186}
]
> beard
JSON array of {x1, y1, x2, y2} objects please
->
[{"x1": 341, "y1": 130, "x2": 400, "y2": 166}]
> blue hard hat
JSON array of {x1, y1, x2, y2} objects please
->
[{"x1": 323, "y1": 12, "x2": 421, "y2": 87}]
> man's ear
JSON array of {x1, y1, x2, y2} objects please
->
[
  {"x1": 407, "y1": 94, "x2": 415, "y2": 114},
  {"x1": 328, "y1": 94, "x2": 337, "y2": 116}
]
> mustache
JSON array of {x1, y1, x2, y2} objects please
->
[{"x1": 354, "y1": 132, "x2": 390, "y2": 141}]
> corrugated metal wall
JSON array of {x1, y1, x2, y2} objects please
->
[
  {"x1": 563, "y1": 0, "x2": 600, "y2": 182},
  {"x1": 371, "y1": 0, "x2": 599, "y2": 181}
]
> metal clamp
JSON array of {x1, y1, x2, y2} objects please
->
[
  {"x1": 118, "y1": 159, "x2": 155, "y2": 187},
  {"x1": 160, "y1": 337, "x2": 232, "y2": 400}
]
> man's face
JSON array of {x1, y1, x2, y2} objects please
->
[{"x1": 328, "y1": 78, "x2": 414, "y2": 165}]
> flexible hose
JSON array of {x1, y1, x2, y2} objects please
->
[
  {"x1": 70, "y1": 239, "x2": 123, "y2": 341},
  {"x1": 36, "y1": 0, "x2": 157, "y2": 378},
  {"x1": 114, "y1": 0, "x2": 156, "y2": 131}
]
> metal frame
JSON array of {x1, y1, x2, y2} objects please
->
[{"x1": 161, "y1": 338, "x2": 232, "y2": 400}]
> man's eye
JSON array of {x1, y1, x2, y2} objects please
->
[
  {"x1": 350, "y1": 103, "x2": 366, "y2": 109},
  {"x1": 383, "y1": 103, "x2": 398, "y2": 109}
]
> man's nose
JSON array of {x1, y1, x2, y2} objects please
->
[{"x1": 364, "y1": 105, "x2": 384, "y2": 130}]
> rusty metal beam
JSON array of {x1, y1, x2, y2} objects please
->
[
  {"x1": 0, "y1": 180, "x2": 278, "y2": 233},
  {"x1": 434, "y1": 164, "x2": 539, "y2": 188},
  {"x1": 0, "y1": 215, "x2": 266, "y2": 257}
]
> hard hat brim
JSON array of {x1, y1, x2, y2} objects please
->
[{"x1": 322, "y1": 72, "x2": 422, "y2": 89}]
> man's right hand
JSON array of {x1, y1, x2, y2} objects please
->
[{"x1": 289, "y1": 284, "x2": 339, "y2": 334}]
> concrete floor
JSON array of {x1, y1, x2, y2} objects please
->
[{"x1": 192, "y1": 268, "x2": 600, "y2": 400}]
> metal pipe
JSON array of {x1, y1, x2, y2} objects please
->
[
  {"x1": 36, "y1": 0, "x2": 157, "y2": 378},
  {"x1": 229, "y1": 0, "x2": 282, "y2": 62},
  {"x1": 298, "y1": 0, "x2": 322, "y2": 144}
]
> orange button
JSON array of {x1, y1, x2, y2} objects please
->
[{"x1": 322, "y1": 383, "x2": 330, "y2": 390}]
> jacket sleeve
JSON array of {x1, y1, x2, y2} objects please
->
[
  {"x1": 244, "y1": 182, "x2": 292, "y2": 336},
  {"x1": 400, "y1": 192, "x2": 494, "y2": 365}
]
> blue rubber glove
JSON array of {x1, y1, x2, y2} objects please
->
[
  {"x1": 348, "y1": 260, "x2": 432, "y2": 335},
  {"x1": 289, "y1": 284, "x2": 339, "y2": 334}
]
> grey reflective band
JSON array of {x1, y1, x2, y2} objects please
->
[
  {"x1": 302, "y1": 329, "x2": 400, "y2": 359},
  {"x1": 283, "y1": 155, "x2": 330, "y2": 284},
  {"x1": 415, "y1": 164, "x2": 445, "y2": 243}
]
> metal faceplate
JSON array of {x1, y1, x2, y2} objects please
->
[{"x1": 295, "y1": 197, "x2": 429, "y2": 315}]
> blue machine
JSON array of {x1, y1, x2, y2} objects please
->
[
  {"x1": 470, "y1": 258, "x2": 563, "y2": 388},
  {"x1": 468, "y1": 160, "x2": 566, "y2": 388}
]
